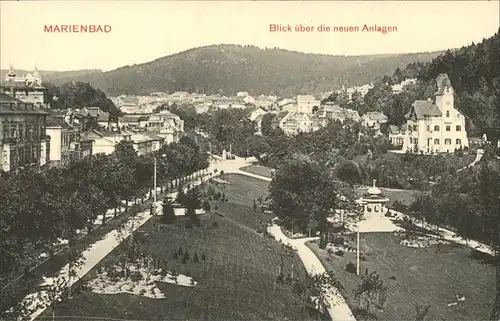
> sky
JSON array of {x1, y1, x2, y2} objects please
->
[{"x1": 1, "y1": 1, "x2": 499, "y2": 72}]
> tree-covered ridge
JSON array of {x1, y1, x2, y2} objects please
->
[
  {"x1": 43, "y1": 44, "x2": 443, "y2": 96},
  {"x1": 43, "y1": 81, "x2": 121, "y2": 117}
]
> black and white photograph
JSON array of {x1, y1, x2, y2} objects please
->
[{"x1": 0, "y1": 1, "x2": 499, "y2": 321}]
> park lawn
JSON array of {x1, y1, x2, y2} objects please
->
[
  {"x1": 240, "y1": 164, "x2": 274, "y2": 178},
  {"x1": 307, "y1": 232, "x2": 496, "y2": 321},
  {"x1": 196, "y1": 173, "x2": 274, "y2": 231},
  {"x1": 39, "y1": 174, "x2": 317, "y2": 321}
]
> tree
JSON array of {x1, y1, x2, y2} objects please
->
[
  {"x1": 161, "y1": 197, "x2": 176, "y2": 224},
  {"x1": 335, "y1": 161, "x2": 362, "y2": 187},
  {"x1": 269, "y1": 154, "x2": 341, "y2": 244},
  {"x1": 303, "y1": 271, "x2": 344, "y2": 319},
  {"x1": 355, "y1": 271, "x2": 388, "y2": 316},
  {"x1": 261, "y1": 113, "x2": 275, "y2": 136},
  {"x1": 414, "y1": 304, "x2": 431, "y2": 321}
]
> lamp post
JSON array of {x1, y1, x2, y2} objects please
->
[{"x1": 356, "y1": 223, "x2": 360, "y2": 276}]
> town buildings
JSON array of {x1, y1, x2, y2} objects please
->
[
  {"x1": 361, "y1": 112, "x2": 388, "y2": 135},
  {"x1": 297, "y1": 95, "x2": 321, "y2": 114},
  {"x1": 46, "y1": 111, "x2": 82, "y2": 167},
  {"x1": 0, "y1": 93, "x2": 50, "y2": 172},
  {"x1": 392, "y1": 73, "x2": 469, "y2": 154},
  {"x1": 1, "y1": 66, "x2": 49, "y2": 109}
]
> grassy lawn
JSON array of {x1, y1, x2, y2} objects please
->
[
  {"x1": 240, "y1": 164, "x2": 274, "y2": 178},
  {"x1": 38, "y1": 173, "x2": 320, "y2": 321},
  {"x1": 307, "y1": 232, "x2": 496, "y2": 321}
]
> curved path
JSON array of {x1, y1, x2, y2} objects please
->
[
  {"x1": 233, "y1": 164, "x2": 356, "y2": 321},
  {"x1": 457, "y1": 149, "x2": 484, "y2": 172}
]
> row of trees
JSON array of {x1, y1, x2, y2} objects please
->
[
  {"x1": 406, "y1": 163, "x2": 499, "y2": 249},
  {"x1": 0, "y1": 136, "x2": 209, "y2": 279}
]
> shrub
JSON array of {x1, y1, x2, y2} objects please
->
[
  {"x1": 178, "y1": 246, "x2": 183, "y2": 256},
  {"x1": 212, "y1": 221, "x2": 218, "y2": 228},
  {"x1": 173, "y1": 252, "x2": 179, "y2": 260},
  {"x1": 193, "y1": 252, "x2": 199, "y2": 263},
  {"x1": 130, "y1": 271, "x2": 143, "y2": 282},
  {"x1": 202, "y1": 252, "x2": 207, "y2": 261},
  {"x1": 202, "y1": 200, "x2": 211, "y2": 211},
  {"x1": 345, "y1": 261, "x2": 357, "y2": 274},
  {"x1": 335, "y1": 250, "x2": 344, "y2": 257},
  {"x1": 183, "y1": 250, "x2": 190, "y2": 261}
]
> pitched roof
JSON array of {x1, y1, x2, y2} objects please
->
[
  {"x1": 272, "y1": 111, "x2": 289, "y2": 124},
  {"x1": 0, "y1": 80, "x2": 45, "y2": 89},
  {"x1": 297, "y1": 95, "x2": 316, "y2": 102},
  {"x1": 406, "y1": 100, "x2": 442, "y2": 119},
  {"x1": 365, "y1": 111, "x2": 388, "y2": 122},
  {"x1": 0, "y1": 93, "x2": 48, "y2": 115}
]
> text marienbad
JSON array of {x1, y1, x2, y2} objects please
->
[{"x1": 44, "y1": 25, "x2": 112, "y2": 33}]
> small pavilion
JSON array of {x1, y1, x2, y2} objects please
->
[{"x1": 358, "y1": 180, "x2": 389, "y2": 217}]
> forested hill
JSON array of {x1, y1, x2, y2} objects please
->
[
  {"x1": 38, "y1": 45, "x2": 444, "y2": 96},
  {"x1": 384, "y1": 30, "x2": 500, "y2": 139},
  {"x1": 43, "y1": 81, "x2": 121, "y2": 117}
]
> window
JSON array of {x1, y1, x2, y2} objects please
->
[
  {"x1": 434, "y1": 125, "x2": 440, "y2": 131},
  {"x1": 10, "y1": 124, "x2": 17, "y2": 139},
  {"x1": 446, "y1": 111, "x2": 450, "y2": 117},
  {"x1": 434, "y1": 139, "x2": 440, "y2": 145},
  {"x1": 457, "y1": 114, "x2": 460, "y2": 118},
  {"x1": 456, "y1": 139, "x2": 461, "y2": 145},
  {"x1": 426, "y1": 125, "x2": 430, "y2": 132},
  {"x1": 445, "y1": 139, "x2": 452, "y2": 145},
  {"x1": 456, "y1": 125, "x2": 461, "y2": 131},
  {"x1": 374, "y1": 205, "x2": 379, "y2": 213},
  {"x1": 408, "y1": 125, "x2": 412, "y2": 131},
  {"x1": 414, "y1": 138, "x2": 418, "y2": 145},
  {"x1": 409, "y1": 138, "x2": 412, "y2": 144},
  {"x1": 413, "y1": 125, "x2": 417, "y2": 131},
  {"x1": 446, "y1": 125, "x2": 451, "y2": 131}
]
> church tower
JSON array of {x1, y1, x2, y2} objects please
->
[
  {"x1": 434, "y1": 73, "x2": 454, "y2": 117},
  {"x1": 6, "y1": 65, "x2": 16, "y2": 82},
  {"x1": 32, "y1": 66, "x2": 42, "y2": 84}
]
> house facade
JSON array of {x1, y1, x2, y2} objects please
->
[
  {"x1": 46, "y1": 111, "x2": 82, "y2": 167},
  {"x1": 1, "y1": 67, "x2": 49, "y2": 109},
  {"x1": 401, "y1": 74, "x2": 468, "y2": 154},
  {"x1": 272, "y1": 112, "x2": 314, "y2": 136},
  {"x1": 0, "y1": 93, "x2": 50, "y2": 172},
  {"x1": 362, "y1": 112, "x2": 388, "y2": 135},
  {"x1": 297, "y1": 95, "x2": 320, "y2": 114}
]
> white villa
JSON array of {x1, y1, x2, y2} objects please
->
[{"x1": 393, "y1": 73, "x2": 469, "y2": 154}]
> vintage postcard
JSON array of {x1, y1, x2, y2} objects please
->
[{"x1": 0, "y1": 1, "x2": 499, "y2": 321}]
